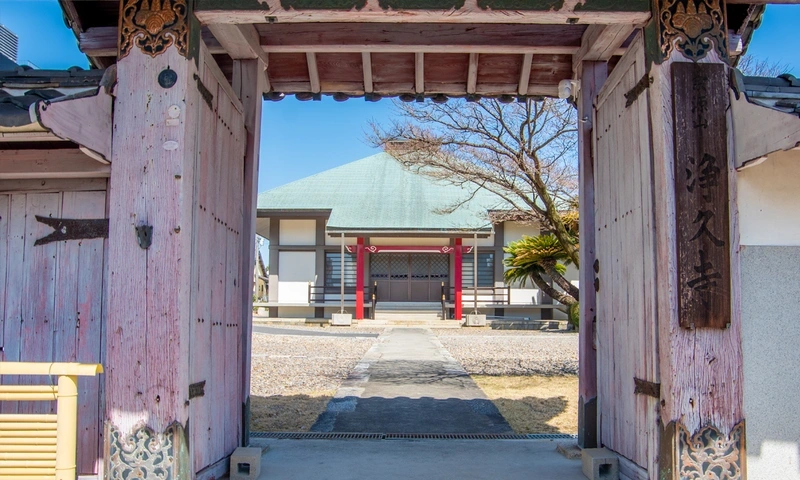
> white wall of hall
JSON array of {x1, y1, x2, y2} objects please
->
[
  {"x1": 738, "y1": 149, "x2": 800, "y2": 480},
  {"x1": 277, "y1": 251, "x2": 316, "y2": 303},
  {"x1": 279, "y1": 219, "x2": 316, "y2": 245},
  {"x1": 738, "y1": 149, "x2": 800, "y2": 246}
]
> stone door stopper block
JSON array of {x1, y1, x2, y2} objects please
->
[
  {"x1": 230, "y1": 447, "x2": 263, "y2": 480},
  {"x1": 581, "y1": 448, "x2": 619, "y2": 480}
]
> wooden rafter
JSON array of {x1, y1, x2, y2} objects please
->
[
  {"x1": 518, "y1": 53, "x2": 533, "y2": 96},
  {"x1": 572, "y1": 24, "x2": 635, "y2": 71},
  {"x1": 467, "y1": 53, "x2": 479, "y2": 94},
  {"x1": 415, "y1": 53, "x2": 424, "y2": 94},
  {"x1": 362, "y1": 52, "x2": 373, "y2": 94},
  {"x1": 306, "y1": 52, "x2": 321, "y2": 93}
]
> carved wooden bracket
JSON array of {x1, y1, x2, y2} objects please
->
[
  {"x1": 655, "y1": 0, "x2": 728, "y2": 62},
  {"x1": 119, "y1": 0, "x2": 190, "y2": 59}
]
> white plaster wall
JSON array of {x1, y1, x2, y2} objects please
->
[
  {"x1": 741, "y1": 246, "x2": 800, "y2": 480},
  {"x1": 503, "y1": 221, "x2": 540, "y2": 244},
  {"x1": 738, "y1": 150, "x2": 800, "y2": 480},
  {"x1": 279, "y1": 219, "x2": 316, "y2": 245},
  {"x1": 738, "y1": 150, "x2": 800, "y2": 246},
  {"x1": 278, "y1": 251, "x2": 316, "y2": 303}
]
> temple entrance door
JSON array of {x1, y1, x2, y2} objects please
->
[{"x1": 371, "y1": 253, "x2": 449, "y2": 302}]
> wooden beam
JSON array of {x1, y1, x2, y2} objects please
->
[
  {"x1": 467, "y1": 53, "x2": 479, "y2": 95},
  {"x1": 267, "y1": 44, "x2": 577, "y2": 55},
  {"x1": 415, "y1": 52, "x2": 424, "y2": 94},
  {"x1": 572, "y1": 24, "x2": 635, "y2": 71},
  {"x1": 362, "y1": 52, "x2": 373, "y2": 94},
  {"x1": 268, "y1": 80, "x2": 559, "y2": 97},
  {"x1": 80, "y1": 26, "x2": 226, "y2": 57},
  {"x1": 254, "y1": 23, "x2": 583, "y2": 54},
  {"x1": 0, "y1": 149, "x2": 110, "y2": 179},
  {"x1": 727, "y1": 0, "x2": 796, "y2": 3},
  {"x1": 78, "y1": 26, "x2": 117, "y2": 57},
  {"x1": 306, "y1": 52, "x2": 321, "y2": 93},
  {"x1": 207, "y1": 24, "x2": 269, "y2": 66},
  {"x1": 195, "y1": 0, "x2": 652, "y2": 26},
  {"x1": 518, "y1": 53, "x2": 533, "y2": 96}
]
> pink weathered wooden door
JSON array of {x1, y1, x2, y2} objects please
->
[
  {"x1": 188, "y1": 50, "x2": 248, "y2": 473},
  {"x1": 593, "y1": 34, "x2": 660, "y2": 478},
  {"x1": 0, "y1": 186, "x2": 107, "y2": 475}
]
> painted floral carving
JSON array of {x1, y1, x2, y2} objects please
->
[
  {"x1": 658, "y1": 0, "x2": 727, "y2": 61},
  {"x1": 119, "y1": 0, "x2": 189, "y2": 59},
  {"x1": 107, "y1": 423, "x2": 188, "y2": 480},
  {"x1": 678, "y1": 422, "x2": 744, "y2": 480}
]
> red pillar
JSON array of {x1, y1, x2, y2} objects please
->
[
  {"x1": 454, "y1": 238, "x2": 463, "y2": 320},
  {"x1": 355, "y1": 237, "x2": 365, "y2": 320}
]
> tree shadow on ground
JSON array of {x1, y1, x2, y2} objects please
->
[
  {"x1": 251, "y1": 394, "x2": 335, "y2": 432},
  {"x1": 249, "y1": 393, "x2": 572, "y2": 434}
]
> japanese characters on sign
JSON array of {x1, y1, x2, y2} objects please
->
[{"x1": 672, "y1": 62, "x2": 730, "y2": 329}]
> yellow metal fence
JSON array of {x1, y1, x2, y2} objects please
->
[{"x1": 0, "y1": 362, "x2": 103, "y2": 480}]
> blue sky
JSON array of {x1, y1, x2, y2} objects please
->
[{"x1": 3, "y1": 1, "x2": 800, "y2": 195}]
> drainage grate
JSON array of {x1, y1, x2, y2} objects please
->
[
  {"x1": 251, "y1": 432, "x2": 384, "y2": 440},
  {"x1": 526, "y1": 434, "x2": 578, "y2": 440},
  {"x1": 383, "y1": 433, "x2": 528, "y2": 440},
  {"x1": 251, "y1": 432, "x2": 575, "y2": 440}
]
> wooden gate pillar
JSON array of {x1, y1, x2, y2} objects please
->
[
  {"x1": 646, "y1": 1, "x2": 745, "y2": 477},
  {"x1": 577, "y1": 61, "x2": 607, "y2": 450},
  {"x1": 105, "y1": 4, "x2": 199, "y2": 478}
]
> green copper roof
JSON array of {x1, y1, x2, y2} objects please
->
[{"x1": 257, "y1": 153, "x2": 503, "y2": 232}]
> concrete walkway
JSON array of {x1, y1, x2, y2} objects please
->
[
  {"x1": 311, "y1": 327, "x2": 513, "y2": 434},
  {"x1": 250, "y1": 438, "x2": 585, "y2": 480}
]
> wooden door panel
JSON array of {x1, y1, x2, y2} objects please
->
[
  {"x1": 0, "y1": 190, "x2": 106, "y2": 475},
  {"x1": 593, "y1": 35, "x2": 659, "y2": 475}
]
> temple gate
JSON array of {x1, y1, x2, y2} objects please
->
[{"x1": 0, "y1": 0, "x2": 791, "y2": 478}]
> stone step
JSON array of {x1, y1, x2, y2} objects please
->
[{"x1": 373, "y1": 311, "x2": 443, "y2": 321}]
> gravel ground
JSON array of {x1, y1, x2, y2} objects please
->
[
  {"x1": 249, "y1": 329, "x2": 378, "y2": 431},
  {"x1": 435, "y1": 330, "x2": 578, "y2": 376},
  {"x1": 250, "y1": 330, "x2": 377, "y2": 396}
]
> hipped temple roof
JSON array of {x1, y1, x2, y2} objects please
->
[{"x1": 257, "y1": 153, "x2": 504, "y2": 233}]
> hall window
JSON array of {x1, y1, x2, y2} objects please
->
[
  {"x1": 325, "y1": 252, "x2": 357, "y2": 287},
  {"x1": 462, "y1": 252, "x2": 494, "y2": 287}
]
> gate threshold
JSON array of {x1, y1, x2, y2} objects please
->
[{"x1": 251, "y1": 432, "x2": 577, "y2": 440}]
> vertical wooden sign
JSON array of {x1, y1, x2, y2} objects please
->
[{"x1": 672, "y1": 62, "x2": 730, "y2": 329}]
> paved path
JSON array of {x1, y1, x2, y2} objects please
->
[
  {"x1": 251, "y1": 438, "x2": 584, "y2": 480},
  {"x1": 311, "y1": 327, "x2": 513, "y2": 434}
]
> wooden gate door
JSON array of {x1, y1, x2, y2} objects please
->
[
  {"x1": 593, "y1": 34, "x2": 660, "y2": 477},
  {"x1": 0, "y1": 186, "x2": 107, "y2": 475},
  {"x1": 188, "y1": 52, "x2": 248, "y2": 473}
]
